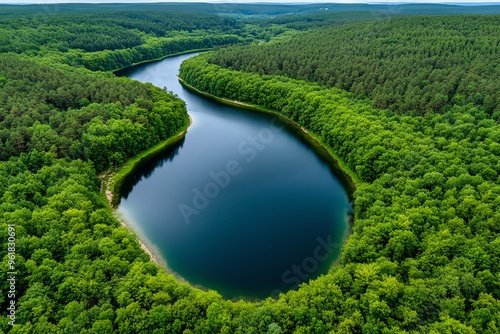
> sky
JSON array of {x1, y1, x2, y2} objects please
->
[{"x1": 1, "y1": 0, "x2": 499, "y2": 4}]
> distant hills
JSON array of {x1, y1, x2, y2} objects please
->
[{"x1": 1, "y1": 2, "x2": 500, "y2": 16}]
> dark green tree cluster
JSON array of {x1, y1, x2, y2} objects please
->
[
  {"x1": 105, "y1": 11, "x2": 244, "y2": 36},
  {"x1": 178, "y1": 53, "x2": 500, "y2": 332},
  {"x1": 0, "y1": 11, "x2": 249, "y2": 72},
  {"x1": 71, "y1": 34, "x2": 245, "y2": 72},
  {"x1": 0, "y1": 11, "x2": 244, "y2": 54},
  {"x1": 0, "y1": 54, "x2": 188, "y2": 171},
  {"x1": 255, "y1": 11, "x2": 384, "y2": 31},
  {"x1": 209, "y1": 15, "x2": 500, "y2": 115},
  {"x1": 65, "y1": 26, "x2": 143, "y2": 53}
]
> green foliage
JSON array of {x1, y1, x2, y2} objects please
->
[
  {"x1": 0, "y1": 11, "x2": 244, "y2": 53},
  {"x1": 1, "y1": 5, "x2": 500, "y2": 333},
  {"x1": 0, "y1": 10, "x2": 249, "y2": 72},
  {"x1": 0, "y1": 54, "x2": 188, "y2": 171},
  {"x1": 210, "y1": 15, "x2": 500, "y2": 115}
]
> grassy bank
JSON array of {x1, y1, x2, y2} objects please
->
[
  {"x1": 178, "y1": 76, "x2": 361, "y2": 196},
  {"x1": 101, "y1": 116, "x2": 191, "y2": 207}
]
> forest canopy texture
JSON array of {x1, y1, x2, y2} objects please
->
[
  {"x1": 1, "y1": 4, "x2": 500, "y2": 334},
  {"x1": 209, "y1": 15, "x2": 500, "y2": 116}
]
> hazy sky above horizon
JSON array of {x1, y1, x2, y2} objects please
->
[{"x1": 0, "y1": 0, "x2": 498, "y2": 4}]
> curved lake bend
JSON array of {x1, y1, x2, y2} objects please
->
[{"x1": 115, "y1": 53, "x2": 353, "y2": 300}]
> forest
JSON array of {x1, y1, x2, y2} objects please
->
[
  {"x1": 209, "y1": 15, "x2": 500, "y2": 115},
  {"x1": 0, "y1": 3, "x2": 499, "y2": 333},
  {"x1": 0, "y1": 10, "x2": 250, "y2": 71}
]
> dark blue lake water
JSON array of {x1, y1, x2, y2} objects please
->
[{"x1": 116, "y1": 53, "x2": 352, "y2": 299}]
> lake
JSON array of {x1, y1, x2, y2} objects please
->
[{"x1": 115, "y1": 53, "x2": 352, "y2": 300}]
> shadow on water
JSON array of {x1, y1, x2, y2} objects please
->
[{"x1": 119, "y1": 137, "x2": 186, "y2": 200}]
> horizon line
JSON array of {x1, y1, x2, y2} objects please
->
[{"x1": 2, "y1": 1, "x2": 500, "y2": 4}]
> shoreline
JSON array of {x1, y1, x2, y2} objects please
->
[
  {"x1": 99, "y1": 115, "x2": 193, "y2": 268},
  {"x1": 114, "y1": 211, "x2": 165, "y2": 268},
  {"x1": 177, "y1": 76, "x2": 359, "y2": 196}
]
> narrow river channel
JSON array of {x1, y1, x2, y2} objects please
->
[{"x1": 115, "y1": 53, "x2": 352, "y2": 300}]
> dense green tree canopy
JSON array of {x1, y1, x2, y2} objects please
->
[
  {"x1": 209, "y1": 15, "x2": 500, "y2": 116},
  {"x1": 1, "y1": 5, "x2": 499, "y2": 333},
  {"x1": 0, "y1": 10, "x2": 251, "y2": 72},
  {"x1": 0, "y1": 54, "x2": 188, "y2": 171}
]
